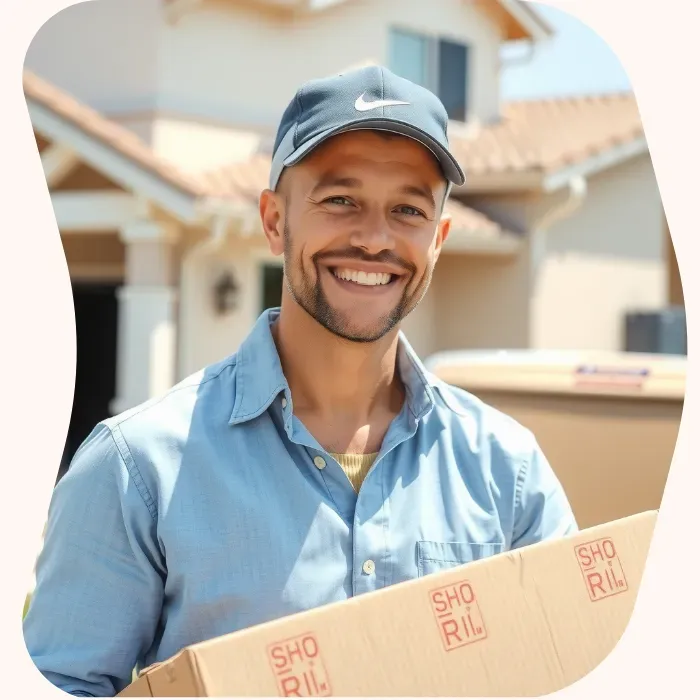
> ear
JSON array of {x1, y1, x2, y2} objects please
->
[
  {"x1": 433, "y1": 211, "x2": 452, "y2": 261},
  {"x1": 259, "y1": 189, "x2": 285, "y2": 256}
]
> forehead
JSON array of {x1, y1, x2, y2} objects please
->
[{"x1": 289, "y1": 130, "x2": 445, "y2": 185}]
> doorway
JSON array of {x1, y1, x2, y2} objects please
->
[
  {"x1": 58, "y1": 283, "x2": 119, "y2": 482},
  {"x1": 260, "y1": 263, "x2": 284, "y2": 313}
]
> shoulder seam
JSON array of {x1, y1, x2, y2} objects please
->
[
  {"x1": 111, "y1": 357, "x2": 238, "y2": 430},
  {"x1": 108, "y1": 424, "x2": 158, "y2": 522}
]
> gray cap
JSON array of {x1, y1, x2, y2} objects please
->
[{"x1": 269, "y1": 65, "x2": 466, "y2": 190}]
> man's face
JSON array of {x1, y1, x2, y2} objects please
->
[{"x1": 261, "y1": 130, "x2": 451, "y2": 343}]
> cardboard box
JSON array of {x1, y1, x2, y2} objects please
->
[
  {"x1": 118, "y1": 511, "x2": 656, "y2": 697},
  {"x1": 426, "y1": 350, "x2": 684, "y2": 529}
]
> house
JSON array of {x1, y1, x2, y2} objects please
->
[{"x1": 22, "y1": 0, "x2": 679, "y2": 474}]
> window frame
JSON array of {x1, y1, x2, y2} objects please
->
[{"x1": 387, "y1": 25, "x2": 472, "y2": 124}]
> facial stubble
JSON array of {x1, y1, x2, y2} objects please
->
[{"x1": 282, "y1": 221, "x2": 435, "y2": 343}]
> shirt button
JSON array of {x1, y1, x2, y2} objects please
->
[
  {"x1": 362, "y1": 560, "x2": 375, "y2": 575},
  {"x1": 313, "y1": 456, "x2": 326, "y2": 470},
  {"x1": 281, "y1": 397, "x2": 287, "y2": 409}
]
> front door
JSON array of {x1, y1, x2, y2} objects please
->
[{"x1": 59, "y1": 283, "x2": 119, "y2": 482}]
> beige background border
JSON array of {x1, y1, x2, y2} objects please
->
[{"x1": 0, "y1": 0, "x2": 695, "y2": 697}]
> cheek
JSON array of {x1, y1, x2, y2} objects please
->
[
  {"x1": 422, "y1": 234, "x2": 443, "y2": 270},
  {"x1": 285, "y1": 236, "x2": 319, "y2": 280},
  {"x1": 406, "y1": 238, "x2": 438, "y2": 281},
  {"x1": 290, "y1": 220, "x2": 344, "y2": 267}
]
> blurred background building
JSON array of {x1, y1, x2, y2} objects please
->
[{"x1": 22, "y1": 0, "x2": 684, "y2": 478}]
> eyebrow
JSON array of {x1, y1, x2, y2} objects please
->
[
  {"x1": 310, "y1": 174, "x2": 437, "y2": 209},
  {"x1": 309, "y1": 175, "x2": 362, "y2": 195},
  {"x1": 399, "y1": 183, "x2": 437, "y2": 209}
]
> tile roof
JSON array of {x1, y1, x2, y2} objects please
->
[
  {"x1": 198, "y1": 154, "x2": 272, "y2": 203},
  {"x1": 23, "y1": 70, "x2": 206, "y2": 197},
  {"x1": 451, "y1": 93, "x2": 644, "y2": 177}
]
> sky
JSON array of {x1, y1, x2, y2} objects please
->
[{"x1": 500, "y1": 2, "x2": 632, "y2": 100}]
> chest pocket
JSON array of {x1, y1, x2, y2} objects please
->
[{"x1": 417, "y1": 540, "x2": 504, "y2": 577}]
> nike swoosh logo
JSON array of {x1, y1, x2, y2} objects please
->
[{"x1": 354, "y1": 93, "x2": 411, "y2": 111}]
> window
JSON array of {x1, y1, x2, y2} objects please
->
[
  {"x1": 260, "y1": 263, "x2": 284, "y2": 313},
  {"x1": 389, "y1": 29, "x2": 430, "y2": 88},
  {"x1": 389, "y1": 28, "x2": 470, "y2": 122}
]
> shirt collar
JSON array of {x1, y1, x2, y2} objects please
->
[{"x1": 229, "y1": 308, "x2": 437, "y2": 426}]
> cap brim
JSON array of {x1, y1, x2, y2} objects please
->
[{"x1": 280, "y1": 119, "x2": 466, "y2": 187}]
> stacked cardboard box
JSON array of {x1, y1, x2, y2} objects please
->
[{"x1": 427, "y1": 351, "x2": 684, "y2": 529}]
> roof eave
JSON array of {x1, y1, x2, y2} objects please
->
[
  {"x1": 442, "y1": 230, "x2": 522, "y2": 256},
  {"x1": 453, "y1": 170, "x2": 544, "y2": 194},
  {"x1": 454, "y1": 136, "x2": 649, "y2": 195},
  {"x1": 499, "y1": 0, "x2": 554, "y2": 41},
  {"x1": 541, "y1": 136, "x2": 648, "y2": 192},
  {"x1": 26, "y1": 97, "x2": 204, "y2": 225}
]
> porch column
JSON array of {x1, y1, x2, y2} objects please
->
[{"x1": 111, "y1": 220, "x2": 180, "y2": 416}]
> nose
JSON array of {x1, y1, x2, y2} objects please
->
[{"x1": 348, "y1": 208, "x2": 396, "y2": 255}]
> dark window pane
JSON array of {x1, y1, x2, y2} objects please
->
[
  {"x1": 261, "y1": 264, "x2": 284, "y2": 312},
  {"x1": 438, "y1": 39, "x2": 468, "y2": 121}
]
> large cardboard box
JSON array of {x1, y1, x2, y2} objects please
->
[
  {"x1": 118, "y1": 511, "x2": 656, "y2": 697},
  {"x1": 426, "y1": 350, "x2": 685, "y2": 529}
]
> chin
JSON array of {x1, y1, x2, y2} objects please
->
[
  {"x1": 331, "y1": 330, "x2": 390, "y2": 344},
  {"x1": 323, "y1": 315, "x2": 399, "y2": 344}
]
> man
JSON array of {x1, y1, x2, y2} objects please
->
[{"x1": 24, "y1": 66, "x2": 577, "y2": 697}]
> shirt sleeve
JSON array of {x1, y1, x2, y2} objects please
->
[
  {"x1": 511, "y1": 436, "x2": 579, "y2": 549},
  {"x1": 23, "y1": 423, "x2": 165, "y2": 697}
]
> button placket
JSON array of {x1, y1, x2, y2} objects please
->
[
  {"x1": 308, "y1": 451, "x2": 357, "y2": 526},
  {"x1": 352, "y1": 452, "x2": 392, "y2": 595}
]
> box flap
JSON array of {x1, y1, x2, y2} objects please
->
[
  {"x1": 137, "y1": 648, "x2": 206, "y2": 697},
  {"x1": 117, "y1": 673, "x2": 152, "y2": 697}
]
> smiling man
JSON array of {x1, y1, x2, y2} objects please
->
[{"x1": 24, "y1": 66, "x2": 577, "y2": 698}]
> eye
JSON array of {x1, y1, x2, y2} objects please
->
[
  {"x1": 323, "y1": 196, "x2": 354, "y2": 207},
  {"x1": 396, "y1": 205, "x2": 425, "y2": 217}
]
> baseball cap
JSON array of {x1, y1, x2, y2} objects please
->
[{"x1": 269, "y1": 65, "x2": 466, "y2": 190}]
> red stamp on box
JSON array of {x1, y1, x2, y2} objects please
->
[
  {"x1": 429, "y1": 579, "x2": 488, "y2": 652},
  {"x1": 267, "y1": 632, "x2": 331, "y2": 697},
  {"x1": 575, "y1": 536, "x2": 629, "y2": 602}
]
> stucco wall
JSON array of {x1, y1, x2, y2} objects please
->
[
  {"x1": 178, "y1": 233, "x2": 280, "y2": 376},
  {"x1": 432, "y1": 249, "x2": 532, "y2": 352},
  {"x1": 531, "y1": 154, "x2": 666, "y2": 350}
]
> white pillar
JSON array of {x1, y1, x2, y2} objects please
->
[{"x1": 111, "y1": 220, "x2": 180, "y2": 415}]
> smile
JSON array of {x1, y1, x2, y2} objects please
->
[{"x1": 331, "y1": 268, "x2": 394, "y2": 287}]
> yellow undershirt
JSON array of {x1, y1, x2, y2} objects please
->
[{"x1": 329, "y1": 452, "x2": 378, "y2": 493}]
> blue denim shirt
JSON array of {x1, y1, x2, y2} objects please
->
[{"x1": 24, "y1": 308, "x2": 577, "y2": 697}]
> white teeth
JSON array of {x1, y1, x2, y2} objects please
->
[{"x1": 333, "y1": 268, "x2": 392, "y2": 286}]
